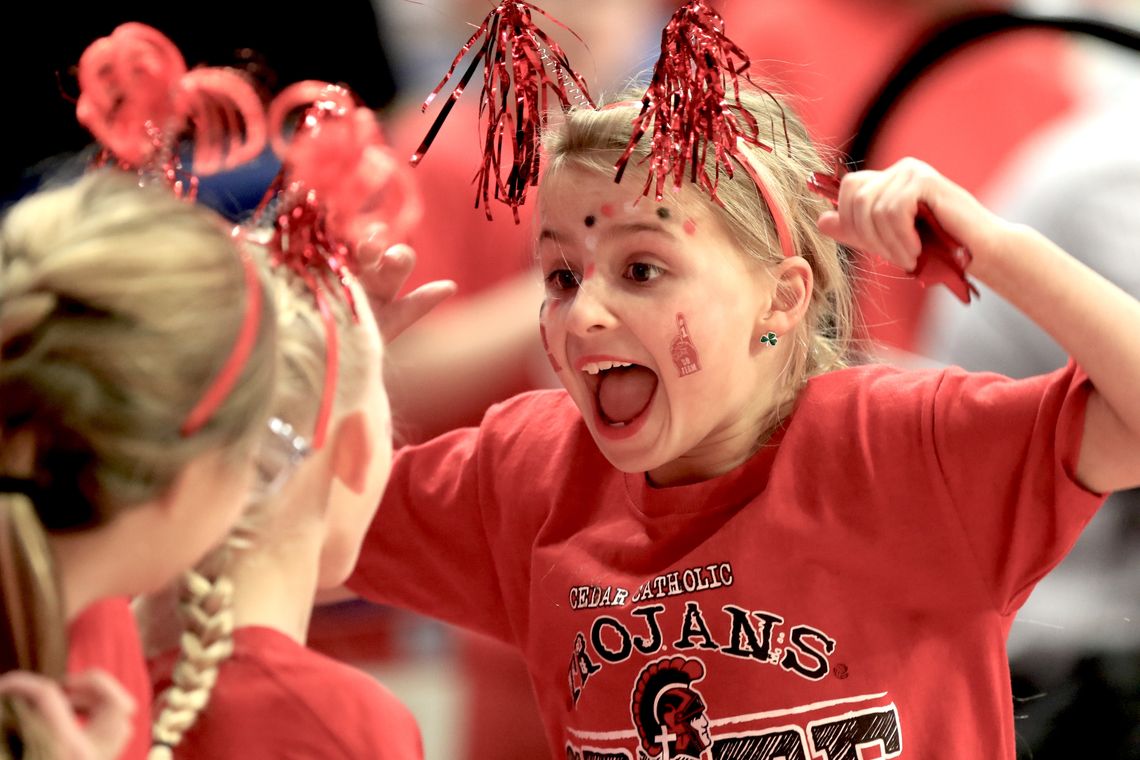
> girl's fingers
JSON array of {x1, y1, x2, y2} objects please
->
[
  {"x1": 823, "y1": 162, "x2": 931, "y2": 270},
  {"x1": 378, "y1": 279, "x2": 458, "y2": 344},
  {"x1": 872, "y1": 170, "x2": 923, "y2": 269},
  {"x1": 353, "y1": 242, "x2": 457, "y2": 343},
  {"x1": 65, "y1": 670, "x2": 136, "y2": 760},
  {"x1": 838, "y1": 170, "x2": 886, "y2": 255},
  {"x1": 358, "y1": 243, "x2": 416, "y2": 305},
  {"x1": 0, "y1": 671, "x2": 93, "y2": 759}
]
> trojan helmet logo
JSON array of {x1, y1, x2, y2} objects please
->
[{"x1": 630, "y1": 657, "x2": 713, "y2": 760}]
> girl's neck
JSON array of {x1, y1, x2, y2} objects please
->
[
  {"x1": 226, "y1": 525, "x2": 325, "y2": 644},
  {"x1": 52, "y1": 506, "x2": 159, "y2": 621},
  {"x1": 53, "y1": 533, "x2": 105, "y2": 622},
  {"x1": 648, "y1": 386, "x2": 795, "y2": 487}
]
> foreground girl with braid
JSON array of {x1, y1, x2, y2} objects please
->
[{"x1": 1, "y1": 170, "x2": 278, "y2": 760}]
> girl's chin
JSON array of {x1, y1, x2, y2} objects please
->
[{"x1": 590, "y1": 432, "x2": 677, "y2": 476}]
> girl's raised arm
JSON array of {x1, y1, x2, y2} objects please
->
[{"x1": 819, "y1": 157, "x2": 1140, "y2": 494}]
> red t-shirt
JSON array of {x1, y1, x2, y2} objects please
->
[
  {"x1": 150, "y1": 626, "x2": 422, "y2": 759},
  {"x1": 67, "y1": 597, "x2": 151, "y2": 760},
  {"x1": 350, "y1": 362, "x2": 1104, "y2": 758}
]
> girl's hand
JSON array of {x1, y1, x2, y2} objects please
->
[
  {"x1": 817, "y1": 157, "x2": 1007, "y2": 274},
  {"x1": 0, "y1": 669, "x2": 136, "y2": 760},
  {"x1": 356, "y1": 240, "x2": 457, "y2": 344}
]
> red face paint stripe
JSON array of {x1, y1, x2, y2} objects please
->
[{"x1": 540, "y1": 323, "x2": 562, "y2": 372}]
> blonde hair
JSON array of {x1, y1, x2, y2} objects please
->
[
  {"x1": 150, "y1": 261, "x2": 375, "y2": 759},
  {"x1": 541, "y1": 87, "x2": 856, "y2": 398},
  {"x1": 0, "y1": 170, "x2": 277, "y2": 757}
]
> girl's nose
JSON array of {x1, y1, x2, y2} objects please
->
[{"x1": 566, "y1": 281, "x2": 618, "y2": 335}]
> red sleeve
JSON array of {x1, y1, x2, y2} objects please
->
[
  {"x1": 927, "y1": 361, "x2": 1106, "y2": 614},
  {"x1": 348, "y1": 422, "x2": 516, "y2": 642},
  {"x1": 67, "y1": 598, "x2": 152, "y2": 760},
  {"x1": 348, "y1": 391, "x2": 575, "y2": 645}
]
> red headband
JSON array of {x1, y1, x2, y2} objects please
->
[{"x1": 180, "y1": 241, "x2": 263, "y2": 436}]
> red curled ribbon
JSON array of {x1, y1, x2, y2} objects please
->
[
  {"x1": 74, "y1": 22, "x2": 268, "y2": 436},
  {"x1": 259, "y1": 81, "x2": 420, "y2": 448},
  {"x1": 76, "y1": 22, "x2": 267, "y2": 190}
]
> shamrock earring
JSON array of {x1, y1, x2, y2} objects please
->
[{"x1": 759, "y1": 331, "x2": 778, "y2": 347}]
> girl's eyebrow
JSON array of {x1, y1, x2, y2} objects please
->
[
  {"x1": 538, "y1": 220, "x2": 674, "y2": 245},
  {"x1": 611, "y1": 221, "x2": 674, "y2": 237}
]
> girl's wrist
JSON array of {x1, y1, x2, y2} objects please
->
[{"x1": 960, "y1": 217, "x2": 1028, "y2": 286}]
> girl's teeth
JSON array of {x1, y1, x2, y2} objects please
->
[{"x1": 584, "y1": 360, "x2": 633, "y2": 375}]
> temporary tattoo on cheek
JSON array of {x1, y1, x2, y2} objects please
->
[
  {"x1": 600, "y1": 203, "x2": 615, "y2": 218},
  {"x1": 670, "y1": 312, "x2": 702, "y2": 377},
  {"x1": 539, "y1": 322, "x2": 562, "y2": 373},
  {"x1": 683, "y1": 219, "x2": 698, "y2": 236},
  {"x1": 584, "y1": 215, "x2": 596, "y2": 227},
  {"x1": 656, "y1": 206, "x2": 671, "y2": 221}
]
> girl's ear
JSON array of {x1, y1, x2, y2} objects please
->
[
  {"x1": 328, "y1": 411, "x2": 372, "y2": 495},
  {"x1": 758, "y1": 255, "x2": 813, "y2": 338}
]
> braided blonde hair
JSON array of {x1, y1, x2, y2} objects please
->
[
  {"x1": 0, "y1": 170, "x2": 277, "y2": 758},
  {"x1": 149, "y1": 262, "x2": 374, "y2": 758}
]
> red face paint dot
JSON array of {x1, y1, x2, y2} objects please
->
[
  {"x1": 683, "y1": 219, "x2": 697, "y2": 236},
  {"x1": 584, "y1": 263, "x2": 596, "y2": 279},
  {"x1": 600, "y1": 203, "x2": 615, "y2": 217}
]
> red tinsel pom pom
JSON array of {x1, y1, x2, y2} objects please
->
[
  {"x1": 410, "y1": 0, "x2": 595, "y2": 222},
  {"x1": 614, "y1": 0, "x2": 786, "y2": 204}
]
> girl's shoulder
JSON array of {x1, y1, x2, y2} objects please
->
[
  {"x1": 801, "y1": 362, "x2": 950, "y2": 404},
  {"x1": 480, "y1": 388, "x2": 593, "y2": 446},
  {"x1": 795, "y1": 360, "x2": 1085, "y2": 435}
]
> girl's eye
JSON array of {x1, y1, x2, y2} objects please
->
[
  {"x1": 623, "y1": 262, "x2": 664, "y2": 283},
  {"x1": 545, "y1": 268, "x2": 581, "y2": 292}
]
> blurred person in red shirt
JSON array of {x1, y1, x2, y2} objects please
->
[{"x1": 717, "y1": 0, "x2": 1077, "y2": 351}]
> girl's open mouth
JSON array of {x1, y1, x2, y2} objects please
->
[{"x1": 579, "y1": 360, "x2": 659, "y2": 439}]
